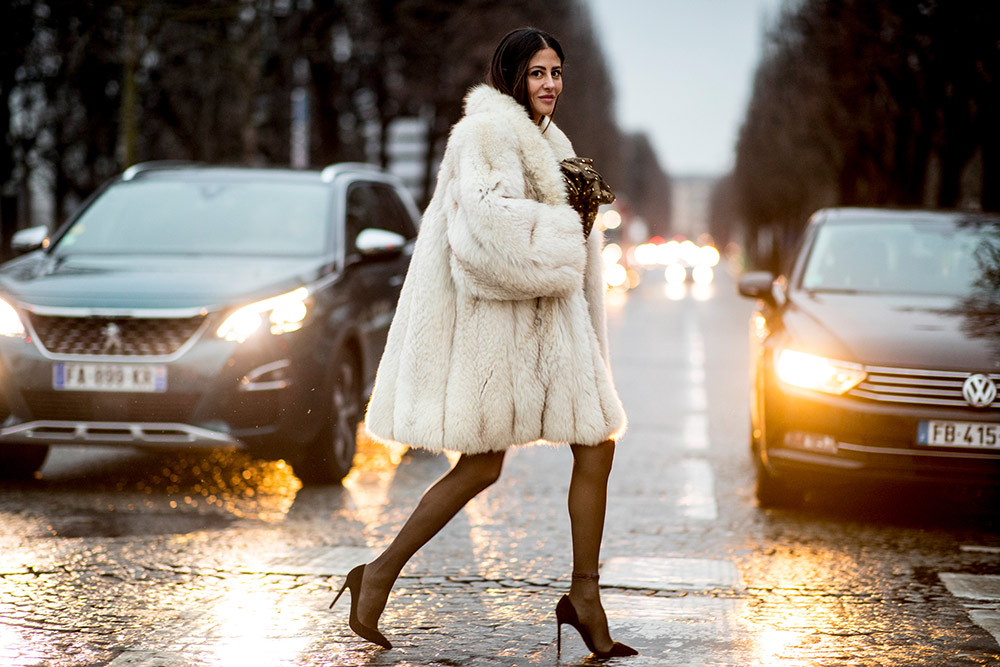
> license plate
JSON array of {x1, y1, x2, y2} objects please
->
[
  {"x1": 53, "y1": 363, "x2": 167, "y2": 393},
  {"x1": 917, "y1": 421, "x2": 1000, "y2": 448}
]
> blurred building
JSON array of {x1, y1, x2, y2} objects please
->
[
  {"x1": 671, "y1": 175, "x2": 717, "y2": 240},
  {"x1": 365, "y1": 114, "x2": 437, "y2": 205}
]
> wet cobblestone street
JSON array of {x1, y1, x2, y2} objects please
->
[{"x1": 3, "y1": 272, "x2": 1000, "y2": 666}]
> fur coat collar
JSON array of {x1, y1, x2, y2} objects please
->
[{"x1": 462, "y1": 84, "x2": 573, "y2": 207}]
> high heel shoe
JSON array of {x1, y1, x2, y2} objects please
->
[
  {"x1": 555, "y1": 594, "x2": 638, "y2": 658},
  {"x1": 330, "y1": 564, "x2": 392, "y2": 649}
]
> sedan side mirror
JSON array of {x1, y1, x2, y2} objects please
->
[
  {"x1": 11, "y1": 226, "x2": 49, "y2": 253},
  {"x1": 355, "y1": 228, "x2": 406, "y2": 262},
  {"x1": 738, "y1": 271, "x2": 778, "y2": 306}
]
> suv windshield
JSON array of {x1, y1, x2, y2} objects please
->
[
  {"x1": 54, "y1": 179, "x2": 331, "y2": 256},
  {"x1": 800, "y1": 218, "x2": 1000, "y2": 297}
]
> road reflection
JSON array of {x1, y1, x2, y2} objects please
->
[
  {"x1": 204, "y1": 584, "x2": 314, "y2": 667},
  {"x1": 665, "y1": 282, "x2": 715, "y2": 301},
  {"x1": 736, "y1": 483, "x2": 1000, "y2": 666},
  {"x1": 32, "y1": 447, "x2": 303, "y2": 526},
  {"x1": 148, "y1": 450, "x2": 302, "y2": 521},
  {"x1": 341, "y1": 430, "x2": 408, "y2": 528}
]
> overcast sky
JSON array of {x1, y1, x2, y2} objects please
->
[{"x1": 584, "y1": 0, "x2": 785, "y2": 176}]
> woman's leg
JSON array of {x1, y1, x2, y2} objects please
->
[
  {"x1": 568, "y1": 439, "x2": 617, "y2": 652},
  {"x1": 356, "y1": 450, "x2": 506, "y2": 628}
]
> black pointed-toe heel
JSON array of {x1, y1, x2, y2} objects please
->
[
  {"x1": 330, "y1": 564, "x2": 392, "y2": 649},
  {"x1": 555, "y1": 594, "x2": 638, "y2": 658}
]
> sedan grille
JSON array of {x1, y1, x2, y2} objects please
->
[
  {"x1": 28, "y1": 314, "x2": 206, "y2": 357},
  {"x1": 849, "y1": 365, "x2": 1000, "y2": 411}
]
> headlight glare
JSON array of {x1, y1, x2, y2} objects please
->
[
  {"x1": 775, "y1": 349, "x2": 866, "y2": 395},
  {"x1": 0, "y1": 298, "x2": 25, "y2": 337},
  {"x1": 217, "y1": 287, "x2": 309, "y2": 343},
  {"x1": 269, "y1": 298, "x2": 308, "y2": 334}
]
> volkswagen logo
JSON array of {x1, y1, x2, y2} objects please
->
[
  {"x1": 963, "y1": 374, "x2": 998, "y2": 408},
  {"x1": 101, "y1": 322, "x2": 124, "y2": 355}
]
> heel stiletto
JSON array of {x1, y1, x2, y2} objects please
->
[
  {"x1": 555, "y1": 594, "x2": 638, "y2": 658},
  {"x1": 330, "y1": 564, "x2": 392, "y2": 649}
]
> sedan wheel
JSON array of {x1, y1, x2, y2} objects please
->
[
  {"x1": 0, "y1": 445, "x2": 49, "y2": 481},
  {"x1": 297, "y1": 353, "x2": 362, "y2": 484},
  {"x1": 755, "y1": 458, "x2": 805, "y2": 509}
]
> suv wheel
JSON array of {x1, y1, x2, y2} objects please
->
[
  {"x1": 296, "y1": 351, "x2": 362, "y2": 484},
  {"x1": 0, "y1": 445, "x2": 49, "y2": 481}
]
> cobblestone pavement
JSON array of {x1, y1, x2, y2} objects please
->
[{"x1": 2, "y1": 271, "x2": 1000, "y2": 666}]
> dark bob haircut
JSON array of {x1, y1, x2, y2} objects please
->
[{"x1": 486, "y1": 27, "x2": 565, "y2": 119}]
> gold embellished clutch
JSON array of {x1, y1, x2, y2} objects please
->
[{"x1": 559, "y1": 157, "x2": 616, "y2": 238}]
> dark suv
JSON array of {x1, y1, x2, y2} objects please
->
[{"x1": 0, "y1": 162, "x2": 419, "y2": 482}]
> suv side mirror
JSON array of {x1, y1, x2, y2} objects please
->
[
  {"x1": 355, "y1": 228, "x2": 406, "y2": 261},
  {"x1": 11, "y1": 226, "x2": 49, "y2": 253},
  {"x1": 738, "y1": 271, "x2": 778, "y2": 306}
]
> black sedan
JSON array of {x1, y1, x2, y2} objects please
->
[
  {"x1": 0, "y1": 162, "x2": 418, "y2": 483},
  {"x1": 739, "y1": 208, "x2": 1000, "y2": 507}
]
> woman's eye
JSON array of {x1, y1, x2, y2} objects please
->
[{"x1": 552, "y1": 70, "x2": 562, "y2": 78}]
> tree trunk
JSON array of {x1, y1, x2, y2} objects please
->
[
  {"x1": 982, "y1": 133, "x2": 1000, "y2": 212},
  {"x1": 937, "y1": 148, "x2": 966, "y2": 208},
  {"x1": 0, "y1": 195, "x2": 16, "y2": 260},
  {"x1": 119, "y1": 9, "x2": 138, "y2": 168}
]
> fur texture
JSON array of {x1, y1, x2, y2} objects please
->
[{"x1": 363, "y1": 84, "x2": 627, "y2": 454}]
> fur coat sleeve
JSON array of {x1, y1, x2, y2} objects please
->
[{"x1": 445, "y1": 113, "x2": 587, "y2": 300}]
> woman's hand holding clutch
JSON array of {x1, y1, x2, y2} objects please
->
[{"x1": 559, "y1": 157, "x2": 616, "y2": 238}]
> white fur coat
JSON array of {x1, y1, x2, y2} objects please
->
[{"x1": 363, "y1": 84, "x2": 627, "y2": 454}]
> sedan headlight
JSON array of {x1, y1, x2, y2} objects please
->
[
  {"x1": 0, "y1": 297, "x2": 25, "y2": 338},
  {"x1": 775, "y1": 349, "x2": 866, "y2": 395},
  {"x1": 217, "y1": 287, "x2": 309, "y2": 343}
]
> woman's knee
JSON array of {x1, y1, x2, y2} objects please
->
[
  {"x1": 454, "y1": 451, "x2": 505, "y2": 491},
  {"x1": 571, "y1": 440, "x2": 616, "y2": 478}
]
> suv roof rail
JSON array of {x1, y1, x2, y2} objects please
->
[
  {"x1": 320, "y1": 162, "x2": 383, "y2": 183},
  {"x1": 121, "y1": 160, "x2": 202, "y2": 181}
]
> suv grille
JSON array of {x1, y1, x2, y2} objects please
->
[
  {"x1": 849, "y1": 365, "x2": 1000, "y2": 411},
  {"x1": 22, "y1": 390, "x2": 200, "y2": 422},
  {"x1": 28, "y1": 314, "x2": 206, "y2": 357}
]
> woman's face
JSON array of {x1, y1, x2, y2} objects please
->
[{"x1": 526, "y1": 47, "x2": 563, "y2": 123}]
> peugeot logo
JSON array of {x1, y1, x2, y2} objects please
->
[
  {"x1": 963, "y1": 374, "x2": 998, "y2": 408},
  {"x1": 101, "y1": 322, "x2": 124, "y2": 355}
]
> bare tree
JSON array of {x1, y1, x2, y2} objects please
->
[
  {"x1": 2, "y1": 0, "x2": 652, "y2": 239},
  {"x1": 0, "y1": 0, "x2": 37, "y2": 250},
  {"x1": 731, "y1": 0, "x2": 1000, "y2": 270}
]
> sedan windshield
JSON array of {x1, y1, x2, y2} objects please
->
[
  {"x1": 53, "y1": 180, "x2": 331, "y2": 256},
  {"x1": 800, "y1": 218, "x2": 1000, "y2": 297}
]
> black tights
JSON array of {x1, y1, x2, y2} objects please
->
[{"x1": 356, "y1": 441, "x2": 618, "y2": 651}]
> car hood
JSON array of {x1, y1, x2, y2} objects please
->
[
  {"x1": 0, "y1": 252, "x2": 327, "y2": 311},
  {"x1": 782, "y1": 291, "x2": 1000, "y2": 372}
]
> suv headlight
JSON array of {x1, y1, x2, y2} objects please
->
[
  {"x1": 217, "y1": 287, "x2": 309, "y2": 343},
  {"x1": 0, "y1": 298, "x2": 25, "y2": 338},
  {"x1": 775, "y1": 349, "x2": 866, "y2": 395}
]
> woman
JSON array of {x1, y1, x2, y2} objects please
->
[{"x1": 332, "y1": 27, "x2": 636, "y2": 658}]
